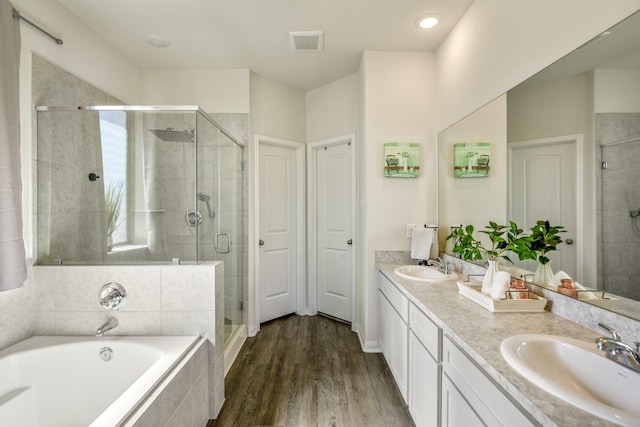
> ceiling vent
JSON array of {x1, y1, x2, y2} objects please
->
[{"x1": 289, "y1": 31, "x2": 324, "y2": 52}]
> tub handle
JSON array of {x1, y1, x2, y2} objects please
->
[{"x1": 99, "y1": 282, "x2": 127, "y2": 311}]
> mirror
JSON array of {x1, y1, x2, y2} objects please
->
[{"x1": 438, "y1": 10, "x2": 640, "y2": 321}]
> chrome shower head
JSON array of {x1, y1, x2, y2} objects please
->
[{"x1": 148, "y1": 128, "x2": 195, "y2": 143}]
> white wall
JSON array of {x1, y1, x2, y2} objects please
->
[
  {"x1": 143, "y1": 69, "x2": 251, "y2": 114},
  {"x1": 305, "y1": 73, "x2": 360, "y2": 143},
  {"x1": 594, "y1": 69, "x2": 640, "y2": 113},
  {"x1": 359, "y1": 51, "x2": 438, "y2": 349},
  {"x1": 250, "y1": 73, "x2": 306, "y2": 142},
  {"x1": 436, "y1": 0, "x2": 640, "y2": 130}
]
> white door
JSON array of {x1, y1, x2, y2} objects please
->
[
  {"x1": 509, "y1": 135, "x2": 581, "y2": 280},
  {"x1": 316, "y1": 140, "x2": 354, "y2": 322},
  {"x1": 258, "y1": 143, "x2": 298, "y2": 323}
]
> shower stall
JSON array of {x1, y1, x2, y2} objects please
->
[{"x1": 35, "y1": 105, "x2": 246, "y2": 346}]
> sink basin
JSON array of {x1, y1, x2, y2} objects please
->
[
  {"x1": 393, "y1": 265, "x2": 458, "y2": 282},
  {"x1": 501, "y1": 334, "x2": 640, "y2": 425}
]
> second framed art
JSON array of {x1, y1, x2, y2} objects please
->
[{"x1": 453, "y1": 142, "x2": 491, "y2": 178}]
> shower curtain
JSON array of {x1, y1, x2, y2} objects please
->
[{"x1": 0, "y1": 0, "x2": 26, "y2": 290}]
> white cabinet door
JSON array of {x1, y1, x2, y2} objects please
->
[
  {"x1": 441, "y1": 374, "x2": 485, "y2": 427},
  {"x1": 442, "y1": 336, "x2": 535, "y2": 427},
  {"x1": 409, "y1": 331, "x2": 440, "y2": 427},
  {"x1": 377, "y1": 289, "x2": 409, "y2": 402}
]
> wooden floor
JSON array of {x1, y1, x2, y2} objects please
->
[{"x1": 208, "y1": 314, "x2": 414, "y2": 427}]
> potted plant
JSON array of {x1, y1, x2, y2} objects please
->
[
  {"x1": 512, "y1": 220, "x2": 565, "y2": 286},
  {"x1": 105, "y1": 182, "x2": 124, "y2": 252},
  {"x1": 446, "y1": 221, "x2": 524, "y2": 294}
]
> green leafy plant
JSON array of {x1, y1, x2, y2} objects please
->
[
  {"x1": 446, "y1": 221, "x2": 524, "y2": 263},
  {"x1": 105, "y1": 182, "x2": 124, "y2": 237},
  {"x1": 513, "y1": 220, "x2": 565, "y2": 265}
]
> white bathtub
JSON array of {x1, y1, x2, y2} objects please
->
[{"x1": 0, "y1": 335, "x2": 205, "y2": 427}]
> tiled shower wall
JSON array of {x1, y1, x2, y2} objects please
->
[
  {"x1": 32, "y1": 262, "x2": 225, "y2": 418},
  {"x1": 596, "y1": 113, "x2": 640, "y2": 300}
]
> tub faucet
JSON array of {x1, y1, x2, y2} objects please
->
[
  {"x1": 96, "y1": 317, "x2": 118, "y2": 337},
  {"x1": 595, "y1": 323, "x2": 640, "y2": 374}
]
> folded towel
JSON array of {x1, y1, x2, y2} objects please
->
[
  {"x1": 411, "y1": 226, "x2": 435, "y2": 260},
  {"x1": 490, "y1": 271, "x2": 511, "y2": 299}
]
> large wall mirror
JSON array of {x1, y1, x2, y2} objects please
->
[{"x1": 438, "y1": 10, "x2": 640, "y2": 321}]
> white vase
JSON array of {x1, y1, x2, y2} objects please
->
[
  {"x1": 533, "y1": 261, "x2": 554, "y2": 287},
  {"x1": 482, "y1": 260, "x2": 499, "y2": 295}
]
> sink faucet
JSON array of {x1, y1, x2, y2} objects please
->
[
  {"x1": 426, "y1": 257, "x2": 452, "y2": 274},
  {"x1": 595, "y1": 323, "x2": 640, "y2": 373},
  {"x1": 96, "y1": 317, "x2": 118, "y2": 337}
]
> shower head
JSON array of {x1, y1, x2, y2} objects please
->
[
  {"x1": 148, "y1": 128, "x2": 195, "y2": 143},
  {"x1": 198, "y1": 192, "x2": 214, "y2": 218}
]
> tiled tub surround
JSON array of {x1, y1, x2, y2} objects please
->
[
  {"x1": 30, "y1": 262, "x2": 225, "y2": 419},
  {"x1": 0, "y1": 335, "x2": 208, "y2": 427},
  {"x1": 376, "y1": 252, "x2": 640, "y2": 427}
]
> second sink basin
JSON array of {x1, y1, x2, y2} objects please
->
[
  {"x1": 501, "y1": 334, "x2": 640, "y2": 425},
  {"x1": 393, "y1": 265, "x2": 458, "y2": 282}
]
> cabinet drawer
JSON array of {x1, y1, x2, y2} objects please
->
[
  {"x1": 442, "y1": 335, "x2": 536, "y2": 427},
  {"x1": 409, "y1": 303, "x2": 440, "y2": 360},
  {"x1": 377, "y1": 271, "x2": 409, "y2": 322}
]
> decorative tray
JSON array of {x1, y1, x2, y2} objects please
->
[{"x1": 456, "y1": 281, "x2": 548, "y2": 313}]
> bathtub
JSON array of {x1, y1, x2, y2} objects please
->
[{"x1": 0, "y1": 335, "x2": 207, "y2": 427}]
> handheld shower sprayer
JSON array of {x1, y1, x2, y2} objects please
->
[{"x1": 198, "y1": 192, "x2": 214, "y2": 218}]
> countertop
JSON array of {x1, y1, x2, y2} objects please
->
[{"x1": 376, "y1": 261, "x2": 620, "y2": 427}]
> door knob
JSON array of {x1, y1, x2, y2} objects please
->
[
  {"x1": 347, "y1": 239, "x2": 352, "y2": 245},
  {"x1": 259, "y1": 239, "x2": 265, "y2": 246},
  {"x1": 565, "y1": 238, "x2": 574, "y2": 245}
]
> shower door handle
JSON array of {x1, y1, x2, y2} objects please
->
[{"x1": 215, "y1": 233, "x2": 231, "y2": 254}]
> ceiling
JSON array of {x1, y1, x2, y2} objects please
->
[{"x1": 57, "y1": 0, "x2": 475, "y2": 92}]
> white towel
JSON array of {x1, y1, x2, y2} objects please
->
[{"x1": 411, "y1": 226, "x2": 435, "y2": 260}]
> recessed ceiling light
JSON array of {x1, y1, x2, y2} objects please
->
[
  {"x1": 417, "y1": 14, "x2": 441, "y2": 29},
  {"x1": 145, "y1": 35, "x2": 170, "y2": 48}
]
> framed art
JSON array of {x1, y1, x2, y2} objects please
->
[
  {"x1": 384, "y1": 142, "x2": 420, "y2": 178},
  {"x1": 453, "y1": 142, "x2": 491, "y2": 178}
]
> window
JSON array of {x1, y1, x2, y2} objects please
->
[{"x1": 99, "y1": 111, "x2": 128, "y2": 245}]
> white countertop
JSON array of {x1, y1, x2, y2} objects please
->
[{"x1": 376, "y1": 262, "x2": 620, "y2": 427}]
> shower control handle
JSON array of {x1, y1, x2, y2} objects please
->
[{"x1": 566, "y1": 238, "x2": 574, "y2": 245}]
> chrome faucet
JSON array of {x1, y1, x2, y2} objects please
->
[
  {"x1": 96, "y1": 317, "x2": 119, "y2": 337},
  {"x1": 427, "y1": 257, "x2": 452, "y2": 274},
  {"x1": 595, "y1": 323, "x2": 640, "y2": 373}
]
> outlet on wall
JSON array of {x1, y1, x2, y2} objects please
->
[{"x1": 407, "y1": 224, "x2": 416, "y2": 239}]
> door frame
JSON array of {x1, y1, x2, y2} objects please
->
[
  {"x1": 250, "y1": 134, "x2": 306, "y2": 335},
  {"x1": 507, "y1": 133, "x2": 585, "y2": 282},
  {"x1": 307, "y1": 134, "x2": 357, "y2": 324}
]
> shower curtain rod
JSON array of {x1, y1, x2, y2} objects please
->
[
  {"x1": 12, "y1": 8, "x2": 63, "y2": 45},
  {"x1": 600, "y1": 135, "x2": 640, "y2": 148}
]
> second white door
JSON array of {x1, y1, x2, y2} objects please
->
[
  {"x1": 316, "y1": 141, "x2": 353, "y2": 322},
  {"x1": 509, "y1": 135, "x2": 581, "y2": 279}
]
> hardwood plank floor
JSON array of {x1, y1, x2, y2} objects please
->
[{"x1": 209, "y1": 314, "x2": 414, "y2": 427}]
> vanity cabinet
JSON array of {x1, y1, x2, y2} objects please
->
[
  {"x1": 441, "y1": 335, "x2": 536, "y2": 427},
  {"x1": 408, "y1": 304, "x2": 441, "y2": 427},
  {"x1": 377, "y1": 271, "x2": 409, "y2": 402}
]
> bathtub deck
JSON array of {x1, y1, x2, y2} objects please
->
[{"x1": 209, "y1": 314, "x2": 413, "y2": 426}]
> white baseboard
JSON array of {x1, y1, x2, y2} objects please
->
[{"x1": 353, "y1": 322, "x2": 381, "y2": 353}]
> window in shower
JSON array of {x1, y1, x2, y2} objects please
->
[{"x1": 99, "y1": 111, "x2": 128, "y2": 246}]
